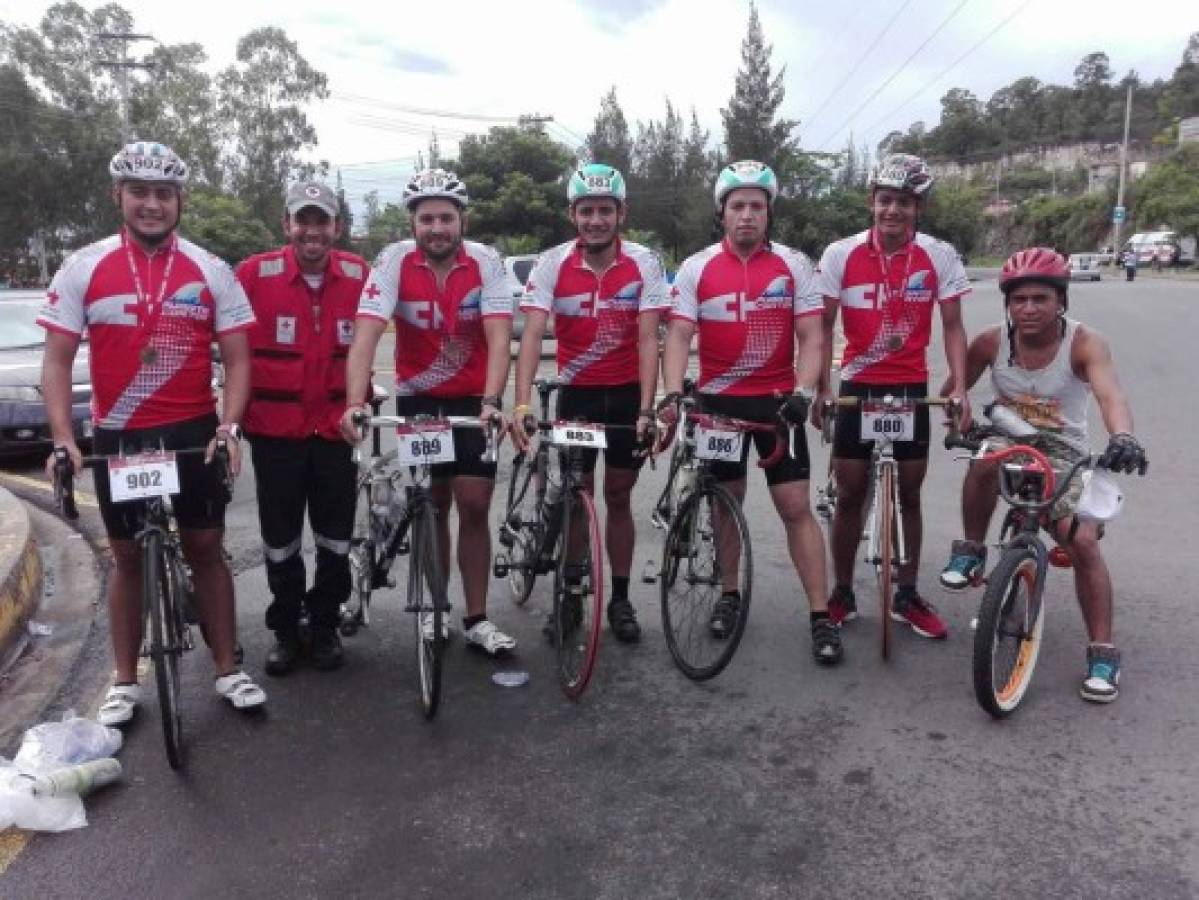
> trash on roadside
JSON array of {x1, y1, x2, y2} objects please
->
[
  {"x1": 0, "y1": 711, "x2": 124, "y2": 832},
  {"x1": 492, "y1": 671, "x2": 530, "y2": 688},
  {"x1": 26, "y1": 620, "x2": 54, "y2": 637}
]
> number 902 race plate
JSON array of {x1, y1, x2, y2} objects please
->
[{"x1": 108, "y1": 452, "x2": 180, "y2": 503}]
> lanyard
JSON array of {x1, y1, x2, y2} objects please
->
[
  {"x1": 123, "y1": 230, "x2": 177, "y2": 334},
  {"x1": 871, "y1": 228, "x2": 914, "y2": 310}
]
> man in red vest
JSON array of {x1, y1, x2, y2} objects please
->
[{"x1": 237, "y1": 181, "x2": 369, "y2": 673}]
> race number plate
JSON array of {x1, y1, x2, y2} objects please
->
[
  {"x1": 861, "y1": 402, "x2": 915, "y2": 442},
  {"x1": 396, "y1": 423, "x2": 455, "y2": 465},
  {"x1": 108, "y1": 452, "x2": 180, "y2": 503},
  {"x1": 693, "y1": 425, "x2": 743, "y2": 461},
  {"x1": 551, "y1": 422, "x2": 608, "y2": 449}
]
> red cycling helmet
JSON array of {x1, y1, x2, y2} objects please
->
[{"x1": 999, "y1": 247, "x2": 1070, "y2": 304}]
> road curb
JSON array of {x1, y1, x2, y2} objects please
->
[{"x1": 0, "y1": 485, "x2": 40, "y2": 667}]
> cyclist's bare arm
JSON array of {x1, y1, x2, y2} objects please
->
[
  {"x1": 514, "y1": 307, "x2": 548, "y2": 411},
  {"x1": 938, "y1": 299, "x2": 971, "y2": 427},
  {"x1": 661, "y1": 317, "x2": 694, "y2": 396},
  {"x1": 939, "y1": 325, "x2": 1000, "y2": 398},
  {"x1": 637, "y1": 308, "x2": 663, "y2": 412},
  {"x1": 41, "y1": 330, "x2": 83, "y2": 474},
  {"x1": 812, "y1": 296, "x2": 838, "y2": 429},
  {"x1": 214, "y1": 329, "x2": 250, "y2": 474},
  {"x1": 793, "y1": 313, "x2": 823, "y2": 393},
  {"x1": 1072, "y1": 325, "x2": 1134, "y2": 436},
  {"x1": 343, "y1": 316, "x2": 389, "y2": 443}
]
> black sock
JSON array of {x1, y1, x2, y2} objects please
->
[
  {"x1": 611, "y1": 576, "x2": 629, "y2": 602},
  {"x1": 810, "y1": 611, "x2": 830, "y2": 625},
  {"x1": 463, "y1": 614, "x2": 485, "y2": 630}
]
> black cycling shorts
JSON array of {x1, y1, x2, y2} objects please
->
[
  {"x1": 832, "y1": 380, "x2": 931, "y2": 462},
  {"x1": 394, "y1": 394, "x2": 497, "y2": 480},
  {"x1": 93, "y1": 413, "x2": 228, "y2": 540},
  {"x1": 556, "y1": 383, "x2": 645, "y2": 474},
  {"x1": 696, "y1": 393, "x2": 810, "y2": 486}
]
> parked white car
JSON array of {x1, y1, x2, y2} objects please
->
[{"x1": 1067, "y1": 253, "x2": 1102, "y2": 281}]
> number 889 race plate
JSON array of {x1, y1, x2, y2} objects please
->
[
  {"x1": 108, "y1": 451, "x2": 181, "y2": 503},
  {"x1": 860, "y1": 401, "x2": 915, "y2": 442},
  {"x1": 396, "y1": 422, "x2": 455, "y2": 465}
]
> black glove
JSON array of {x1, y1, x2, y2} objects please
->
[
  {"x1": 780, "y1": 391, "x2": 812, "y2": 426},
  {"x1": 521, "y1": 413, "x2": 537, "y2": 436},
  {"x1": 1098, "y1": 432, "x2": 1148, "y2": 476}
]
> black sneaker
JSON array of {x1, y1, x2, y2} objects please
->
[
  {"x1": 709, "y1": 592, "x2": 741, "y2": 640},
  {"x1": 828, "y1": 585, "x2": 858, "y2": 626},
  {"x1": 811, "y1": 619, "x2": 844, "y2": 665},
  {"x1": 311, "y1": 630, "x2": 344, "y2": 671},
  {"x1": 607, "y1": 597, "x2": 641, "y2": 643},
  {"x1": 265, "y1": 632, "x2": 302, "y2": 676}
]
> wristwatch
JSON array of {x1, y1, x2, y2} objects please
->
[
  {"x1": 217, "y1": 423, "x2": 243, "y2": 442},
  {"x1": 481, "y1": 395, "x2": 503, "y2": 411}
]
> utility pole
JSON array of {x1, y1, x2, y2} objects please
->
[
  {"x1": 518, "y1": 113, "x2": 554, "y2": 131},
  {"x1": 1113, "y1": 82, "x2": 1133, "y2": 252},
  {"x1": 97, "y1": 32, "x2": 155, "y2": 142}
]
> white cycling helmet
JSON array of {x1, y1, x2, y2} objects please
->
[
  {"x1": 868, "y1": 153, "x2": 934, "y2": 197},
  {"x1": 714, "y1": 160, "x2": 779, "y2": 209},
  {"x1": 567, "y1": 163, "x2": 627, "y2": 204},
  {"x1": 1075, "y1": 469, "x2": 1124, "y2": 523},
  {"x1": 403, "y1": 168, "x2": 469, "y2": 211},
  {"x1": 109, "y1": 141, "x2": 188, "y2": 186}
]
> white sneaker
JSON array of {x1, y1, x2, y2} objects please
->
[
  {"x1": 97, "y1": 683, "x2": 142, "y2": 726},
  {"x1": 463, "y1": 619, "x2": 517, "y2": 656},
  {"x1": 419, "y1": 611, "x2": 453, "y2": 642},
  {"x1": 214, "y1": 671, "x2": 267, "y2": 710}
]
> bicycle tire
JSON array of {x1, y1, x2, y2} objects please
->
[
  {"x1": 145, "y1": 532, "x2": 184, "y2": 770},
  {"x1": 660, "y1": 484, "x2": 752, "y2": 681},
  {"x1": 973, "y1": 547, "x2": 1044, "y2": 718},
  {"x1": 410, "y1": 500, "x2": 447, "y2": 720},
  {"x1": 877, "y1": 464, "x2": 895, "y2": 660},
  {"x1": 344, "y1": 479, "x2": 376, "y2": 635},
  {"x1": 552, "y1": 488, "x2": 604, "y2": 699},
  {"x1": 501, "y1": 451, "x2": 540, "y2": 606}
]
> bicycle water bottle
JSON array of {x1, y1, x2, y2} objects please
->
[
  {"x1": 674, "y1": 462, "x2": 697, "y2": 509},
  {"x1": 986, "y1": 403, "x2": 1038, "y2": 439}
]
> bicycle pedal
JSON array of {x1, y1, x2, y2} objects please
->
[
  {"x1": 649, "y1": 511, "x2": 668, "y2": 530},
  {"x1": 498, "y1": 528, "x2": 515, "y2": 550},
  {"x1": 641, "y1": 560, "x2": 658, "y2": 584},
  {"x1": 397, "y1": 539, "x2": 410, "y2": 555},
  {"x1": 493, "y1": 554, "x2": 510, "y2": 578}
]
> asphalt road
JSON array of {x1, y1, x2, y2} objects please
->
[{"x1": 3, "y1": 277, "x2": 1198, "y2": 898}]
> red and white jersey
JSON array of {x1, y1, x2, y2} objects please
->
[
  {"x1": 358, "y1": 240, "x2": 512, "y2": 398},
  {"x1": 37, "y1": 230, "x2": 254, "y2": 430},
  {"x1": 521, "y1": 239, "x2": 668, "y2": 386},
  {"x1": 816, "y1": 229, "x2": 969, "y2": 384},
  {"x1": 669, "y1": 240, "x2": 822, "y2": 396}
]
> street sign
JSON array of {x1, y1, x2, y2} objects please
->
[{"x1": 1112, "y1": 206, "x2": 1126, "y2": 224}]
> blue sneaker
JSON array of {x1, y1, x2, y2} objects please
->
[
  {"x1": 940, "y1": 540, "x2": 986, "y2": 591},
  {"x1": 1080, "y1": 644, "x2": 1120, "y2": 703}
]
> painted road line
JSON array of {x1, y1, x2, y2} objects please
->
[
  {"x1": 0, "y1": 473, "x2": 99, "y2": 509},
  {"x1": 0, "y1": 829, "x2": 29, "y2": 875}
]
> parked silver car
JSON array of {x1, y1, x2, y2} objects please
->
[
  {"x1": 1068, "y1": 253, "x2": 1102, "y2": 281},
  {"x1": 505, "y1": 254, "x2": 552, "y2": 339},
  {"x1": 0, "y1": 296, "x2": 92, "y2": 459}
]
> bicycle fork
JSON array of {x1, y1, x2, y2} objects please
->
[{"x1": 864, "y1": 462, "x2": 908, "y2": 575}]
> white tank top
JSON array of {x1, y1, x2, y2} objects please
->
[{"x1": 990, "y1": 317, "x2": 1090, "y2": 451}]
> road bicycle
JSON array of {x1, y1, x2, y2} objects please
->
[
  {"x1": 492, "y1": 376, "x2": 615, "y2": 700},
  {"x1": 648, "y1": 388, "x2": 789, "y2": 681},
  {"x1": 946, "y1": 417, "x2": 1120, "y2": 717},
  {"x1": 343, "y1": 412, "x2": 497, "y2": 720},
  {"x1": 819, "y1": 394, "x2": 957, "y2": 659},
  {"x1": 53, "y1": 441, "x2": 231, "y2": 770}
]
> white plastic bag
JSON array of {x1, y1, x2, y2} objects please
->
[
  {"x1": 0, "y1": 761, "x2": 87, "y2": 832},
  {"x1": 14, "y1": 711, "x2": 122, "y2": 768}
]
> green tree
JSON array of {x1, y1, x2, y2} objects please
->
[
  {"x1": 929, "y1": 89, "x2": 994, "y2": 162},
  {"x1": 357, "y1": 199, "x2": 408, "y2": 263},
  {"x1": 720, "y1": 2, "x2": 799, "y2": 172},
  {"x1": 922, "y1": 181, "x2": 987, "y2": 256},
  {"x1": 1159, "y1": 32, "x2": 1199, "y2": 125},
  {"x1": 180, "y1": 188, "x2": 275, "y2": 264},
  {"x1": 1134, "y1": 144, "x2": 1199, "y2": 239},
  {"x1": 584, "y1": 87, "x2": 633, "y2": 174},
  {"x1": 1072, "y1": 51, "x2": 1114, "y2": 141}
]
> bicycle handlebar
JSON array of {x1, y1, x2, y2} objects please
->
[
  {"x1": 945, "y1": 426, "x2": 1096, "y2": 513},
  {"x1": 351, "y1": 411, "x2": 501, "y2": 464}
]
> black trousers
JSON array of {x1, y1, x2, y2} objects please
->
[{"x1": 249, "y1": 434, "x2": 357, "y2": 633}]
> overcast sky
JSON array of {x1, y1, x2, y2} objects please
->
[{"x1": 3, "y1": 0, "x2": 1194, "y2": 211}]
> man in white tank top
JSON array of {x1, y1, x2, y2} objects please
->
[{"x1": 939, "y1": 248, "x2": 1148, "y2": 704}]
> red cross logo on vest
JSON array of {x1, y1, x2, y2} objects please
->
[{"x1": 364, "y1": 283, "x2": 381, "y2": 300}]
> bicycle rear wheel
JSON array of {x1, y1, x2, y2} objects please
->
[
  {"x1": 501, "y1": 451, "x2": 540, "y2": 606},
  {"x1": 660, "y1": 484, "x2": 752, "y2": 681},
  {"x1": 410, "y1": 501, "x2": 447, "y2": 719},
  {"x1": 552, "y1": 489, "x2": 604, "y2": 699},
  {"x1": 345, "y1": 477, "x2": 379, "y2": 636},
  {"x1": 973, "y1": 548, "x2": 1044, "y2": 717},
  {"x1": 145, "y1": 532, "x2": 184, "y2": 770},
  {"x1": 876, "y1": 464, "x2": 895, "y2": 660}
]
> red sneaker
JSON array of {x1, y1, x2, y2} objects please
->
[
  {"x1": 828, "y1": 586, "x2": 858, "y2": 626},
  {"x1": 890, "y1": 590, "x2": 948, "y2": 640}
]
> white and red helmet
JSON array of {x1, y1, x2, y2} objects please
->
[
  {"x1": 109, "y1": 141, "x2": 188, "y2": 186},
  {"x1": 869, "y1": 153, "x2": 934, "y2": 197}
]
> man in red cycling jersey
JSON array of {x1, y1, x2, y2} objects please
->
[
  {"x1": 38, "y1": 141, "x2": 265, "y2": 725},
  {"x1": 340, "y1": 168, "x2": 517, "y2": 656},
  {"x1": 511, "y1": 163, "x2": 668, "y2": 643},
  {"x1": 237, "y1": 181, "x2": 368, "y2": 674},
  {"x1": 939, "y1": 247, "x2": 1147, "y2": 703},
  {"x1": 660, "y1": 160, "x2": 841, "y2": 665},
  {"x1": 813, "y1": 153, "x2": 971, "y2": 640}
]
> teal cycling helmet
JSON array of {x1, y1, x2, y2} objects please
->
[
  {"x1": 714, "y1": 160, "x2": 779, "y2": 209},
  {"x1": 568, "y1": 163, "x2": 627, "y2": 204}
]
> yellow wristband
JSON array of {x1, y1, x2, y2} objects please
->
[{"x1": 514, "y1": 404, "x2": 532, "y2": 416}]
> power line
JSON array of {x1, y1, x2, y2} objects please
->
[
  {"x1": 800, "y1": 0, "x2": 916, "y2": 133},
  {"x1": 329, "y1": 91, "x2": 521, "y2": 123},
  {"x1": 814, "y1": 0, "x2": 973, "y2": 150},
  {"x1": 861, "y1": 0, "x2": 1035, "y2": 145}
]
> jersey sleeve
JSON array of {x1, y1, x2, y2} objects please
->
[
  {"x1": 783, "y1": 249, "x2": 823, "y2": 317},
  {"x1": 206, "y1": 254, "x2": 255, "y2": 334},
  {"x1": 520, "y1": 249, "x2": 557, "y2": 314},
  {"x1": 634, "y1": 247, "x2": 670, "y2": 313},
  {"x1": 668, "y1": 257, "x2": 700, "y2": 322},
  {"x1": 37, "y1": 250, "x2": 89, "y2": 336},
  {"x1": 472, "y1": 243, "x2": 513, "y2": 318},
  {"x1": 932, "y1": 241, "x2": 971, "y2": 302},
  {"x1": 814, "y1": 242, "x2": 847, "y2": 301},
  {"x1": 358, "y1": 242, "x2": 404, "y2": 321}
]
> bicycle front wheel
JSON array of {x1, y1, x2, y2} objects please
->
[
  {"x1": 552, "y1": 489, "x2": 604, "y2": 700},
  {"x1": 344, "y1": 478, "x2": 377, "y2": 635},
  {"x1": 660, "y1": 484, "x2": 752, "y2": 681},
  {"x1": 410, "y1": 501, "x2": 448, "y2": 720},
  {"x1": 501, "y1": 451, "x2": 540, "y2": 606},
  {"x1": 145, "y1": 532, "x2": 184, "y2": 770},
  {"x1": 876, "y1": 464, "x2": 895, "y2": 660},
  {"x1": 973, "y1": 547, "x2": 1044, "y2": 718}
]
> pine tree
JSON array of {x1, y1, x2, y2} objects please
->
[
  {"x1": 584, "y1": 87, "x2": 634, "y2": 173},
  {"x1": 720, "y1": 2, "x2": 799, "y2": 169}
]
